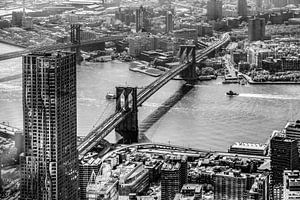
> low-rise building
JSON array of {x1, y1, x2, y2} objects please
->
[
  {"x1": 86, "y1": 163, "x2": 118, "y2": 200},
  {"x1": 214, "y1": 170, "x2": 255, "y2": 200},
  {"x1": 228, "y1": 142, "x2": 268, "y2": 156},
  {"x1": 119, "y1": 163, "x2": 150, "y2": 196},
  {"x1": 173, "y1": 28, "x2": 198, "y2": 44},
  {"x1": 173, "y1": 184, "x2": 203, "y2": 200}
]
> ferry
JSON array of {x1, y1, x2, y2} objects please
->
[
  {"x1": 226, "y1": 90, "x2": 239, "y2": 96},
  {"x1": 106, "y1": 93, "x2": 116, "y2": 100}
]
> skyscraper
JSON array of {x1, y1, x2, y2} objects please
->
[
  {"x1": 285, "y1": 120, "x2": 300, "y2": 154},
  {"x1": 135, "y1": 6, "x2": 151, "y2": 32},
  {"x1": 161, "y1": 156, "x2": 187, "y2": 200},
  {"x1": 238, "y1": 0, "x2": 248, "y2": 17},
  {"x1": 165, "y1": 11, "x2": 173, "y2": 33},
  {"x1": 248, "y1": 17, "x2": 265, "y2": 41},
  {"x1": 161, "y1": 162, "x2": 182, "y2": 200},
  {"x1": 20, "y1": 51, "x2": 78, "y2": 200},
  {"x1": 270, "y1": 134, "x2": 299, "y2": 186},
  {"x1": 207, "y1": 0, "x2": 222, "y2": 21}
]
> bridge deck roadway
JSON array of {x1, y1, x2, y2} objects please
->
[
  {"x1": 0, "y1": 36, "x2": 124, "y2": 61},
  {"x1": 77, "y1": 33, "x2": 230, "y2": 159}
]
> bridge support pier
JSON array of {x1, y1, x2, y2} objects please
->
[
  {"x1": 70, "y1": 24, "x2": 82, "y2": 63},
  {"x1": 115, "y1": 87, "x2": 138, "y2": 144},
  {"x1": 179, "y1": 45, "x2": 198, "y2": 83}
]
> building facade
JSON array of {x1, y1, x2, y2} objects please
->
[
  {"x1": 165, "y1": 11, "x2": 173, "y2": 33},
  {"x1": 207, "y1": 0, "x2": 222, "y2": 21},
  {"x1": 214, "y1": 170, "x2": 255, "y2": 200},
  {"x1": 283, "y1": 170, "x2": 300, "y2": 200},
  {"x1": 270, "y1": 134, "x2": 299, "y2": 186},
  {"x1": 237, "y1": 0, "x2": 248, "y2": 17},
  {"x1": 286, "y1": 120, "x2": 300, "y2": 155},
  {"x1": 135, "y1": 6, "x2": 151, "y2": 32},
  {"x1": 20, "y1": 52, "x2": 78, "y2": 200},
  {"x1": 248, "y1": 18, "x2": 265, "y2": 42}
]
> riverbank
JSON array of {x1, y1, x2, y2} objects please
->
[
  {"x1": 129, "y1": 61, "x2": 164, "y2": 77},
  {"x1": 240, "y1": 73, "x2": 300, "y2": 85}
]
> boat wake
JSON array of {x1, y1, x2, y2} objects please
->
[{"x1": 239, "y1": 93, "x2": 300, "y2": 100}]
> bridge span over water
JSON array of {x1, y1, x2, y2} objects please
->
[
  {"x1": 0, "y1": 35, "x2": 124, "y2": 61},
  {"x1": 77, "y1": 33, "x2": 231, "y2": 159}
]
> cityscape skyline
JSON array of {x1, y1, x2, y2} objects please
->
[{"x1": 1, "y1": 0, "x2": 300, "y2": 199}]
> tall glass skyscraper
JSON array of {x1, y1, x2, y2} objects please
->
[{"x1": 20, "y1": 51, "x2": 78, "y2": 200}]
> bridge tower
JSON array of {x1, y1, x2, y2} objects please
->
[
  {"x1": 115, "y1": 87, "x2": 138, "y2": 144},
  {"x1": 179, "y1": 45, "x2": 198, "y2": 83},
  {"x1": 70, "y1": 24, "x2": 82, "y2": 63}
]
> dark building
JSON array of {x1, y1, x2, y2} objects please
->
[
  {"x1": 11, "y1": 11, "x2": 23, "y2": 27},
  {"x1": 135, "y1": 6, "x2": 151, "y2": 32},
  {"x1": 20, "y1": 52, "x2": 78, "y2": 200},
  {"x1": 165, "y1": 11, "x2": 173, "y2": 33},
  {"x1": 161, "y1": 156, "x2": 187, "y2": 200},
  {"x1": 285, "y1": 120, "x2": 300, "y2": 155},
  {"x1": 161, "y1": 162, "x2": 182, "y2": 200},
  {"x1": 79, "y1": 163, "x2": 101, "y2": 200},
  {"x1": 238, "y1": 0, "x2": 248, "y2": 17},
  {"x1": 248, "y1": 18, "x2": 265, "y2": 41},
  {"x1": 270, "y1": 134, "x2": 299, "y2": 187},
  {"x1": 207, "y1": 0, "x2": 222, "y2": 21}
]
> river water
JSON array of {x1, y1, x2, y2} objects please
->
[{"x1": 1, "y1": 43, "x2": 300, "y2": 151}]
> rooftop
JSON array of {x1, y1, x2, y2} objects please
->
[
  {"x1": 161, "y1": 162, "x2": 181, "y2": 171},
  {"x1": 230, "y1": 142, "x2": 268, "y2": 150}
]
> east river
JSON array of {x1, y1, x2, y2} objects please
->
[{"x1": 1, "y1": 43, "x2": 300, "y2": 151}]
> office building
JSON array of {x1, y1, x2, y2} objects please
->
[
  {"x1": 207, "y1": 0, "x2": 222, "y2": 21},
  {"x1": 248, "y1": 174, "x2": 270, "y2": 200},
  {"x1": 136, "y1": 6, "x2": 151, "y2": 32},
  {"x1": 12, "y1": 11, "x2": 23, "y2": 27},
  {"x1": 214, "y1": 170, "x2": 255, "y2": 200},
  {"x1": 283, "y1": 170, "x2": 300, "y2": 200},
  {"x1": 270, "y1": 134, "x2": 299, "y2": 186},
  {"x1": 248, "y1": 18, "x2": 265, "y2": 42},
  {"x1": 86, "y1": 165, "x2": 118, "y2": 200},
  {"x1": 173, "y1": 184, "x2": 203, "y2": 200},
  {"x1": 165, "y1": 11, "x2": 173, "y2": 33},
  {"x1": 238, "y1": 0, "x2": 248, "y2": 17},
  {"x1": 173, "y1": 28, "x2": 198, "y2": 44},
  {"x1": 128, "y1": 33, "x2": 157, "y2": 57},
  {"x1": 79, "y1": 156, "x2": 102, "y2": 200},
  {"x1": 161, "y1": 159, "x2": 187, "y2": 200},
  {"x1": 228, "y1": 142, "x2": 268, "y2": 156},
  {"x1": 119, "y1": 163, "x2": 149, "y2": 195},
  {"x1": 285, "y1": 120, "x2": 300, "y2": 154},
  {"x1": 20, "y1": 52, "x2": 78, "y2": 200},
  {"x1": 273, "y1": 185, "x2": 283, "y2": 200}
]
